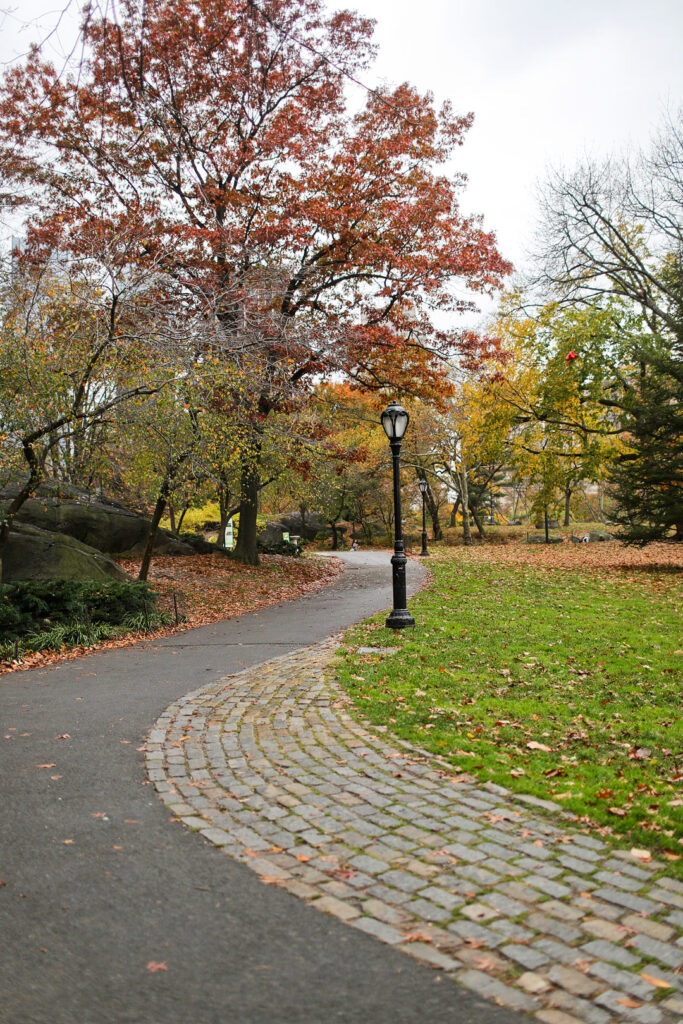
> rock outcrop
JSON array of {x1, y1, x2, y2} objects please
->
[
  {"x1": 1, "y1": 483, "x2": 194, "y2": 557},
  {"x1": 2, "y1": 523, "x2": 131, "y2": 583}
]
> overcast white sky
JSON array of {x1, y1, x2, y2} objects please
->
[{"x1": 1, "y1": 0, "x2": 682, "y2": 277}]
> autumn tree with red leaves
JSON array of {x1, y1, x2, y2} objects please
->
[{"x1": 0, "y1": 0, "x2": 511, "y2": 563}]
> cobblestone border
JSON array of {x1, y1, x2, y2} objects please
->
[{"x1": 146, "y1": 640, "x2": 683, "y2": 1024}]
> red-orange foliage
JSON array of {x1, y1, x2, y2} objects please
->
[{"x1": 0, "y1": 0, "x2": 511, "y2": 397}]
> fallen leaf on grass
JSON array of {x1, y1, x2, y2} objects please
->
[
  {"x1": 527, "y1": 741, "x2": 553, "y2": 752},
  {"x1": 608, "y1": 807, "x2": 627, "y2": 817},
  {"x1": 641, "y1": 973, "x2": 673, "y2": 989},
  {"x1": 146, "y1": 962, "x2": 168, "y2": 973}
]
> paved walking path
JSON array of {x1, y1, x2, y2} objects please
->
[
  {"x1": 2, "y1": 551, "x2": 525, "y2": 1024},
  {"x1": 148, "y1": 639, "x2": 683, "y2": 1024}
]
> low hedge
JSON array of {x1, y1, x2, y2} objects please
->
[{"x1": 0, "y1": 578, "x2": 167, "y2": 657}]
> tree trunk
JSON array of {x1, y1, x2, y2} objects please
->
[
  {"x1": 138, "y1": 484, "x2": 170, "y2": 581},
  {"x1": 511, "y1": 486, "x2": 520, "y2": 521},
  {"x1": 139, "y1": 441, "x2": 195, "y2": 580},
  {"x1": 218, "y1": 481, "x2": 231, "y2": 550},
  {"x1": 0, "y1": 443, "x2": 43, "y2": 580},
  {"x1": 422, "y1": 478, "x2": 443, "y2": 541},
  {"x1": 168, "y1": 501, "x2": 177, "y2": 534},
  {"x1": 460, "y1": 467, "x2": 472, "y2": 546},
  {"x1": 470, "y1": 502, "x2": 486, "y2": 538},
  {"x1": 176, "y1": 502, "x2": 190, "y2": 534},
  {"x1": 329, "y1": 521, "x2": 339, "y2": 550},
  {"x1": 449, "y1": 496, "x2": 460, "y2": 527},
  {"x1": 234, "y1": 447, "x2": 261, "y2": 566},
  {"x1": 564, "y1": 486, "x2": 572, "y2": 527}
]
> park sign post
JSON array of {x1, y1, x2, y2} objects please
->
[{"x1": 224, "y1": 519, "x2": 234, "y2": 550}]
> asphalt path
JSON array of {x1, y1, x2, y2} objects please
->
[{"x1": 0, "y1": 552, "x2": 524, "y2": 1024}]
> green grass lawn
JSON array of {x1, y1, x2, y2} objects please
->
[{"x1": 336, "y1": 547, "x2": 682, "y2": 860}]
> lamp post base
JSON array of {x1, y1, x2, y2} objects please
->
[
  {"x1": 420, "y1": 530, "x2": 429, "y2": 556},
  {"x1": 386, "y1": 608, "x2": 416, "y2": 629}
]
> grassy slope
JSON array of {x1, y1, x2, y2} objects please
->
[{"x1": 336, "y1": 546, "x2": 682, "y2": 858}]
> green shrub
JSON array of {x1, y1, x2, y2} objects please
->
[
  {"x1": 0, "y1": 579, "x2": 165, "y2": 655},
  {"x1": 257, "y1": 537, "x2": 304, "y2": 557}
]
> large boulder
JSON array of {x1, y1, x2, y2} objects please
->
[
  {"x1": 2, "y1": 523, "x2": 131, "y2": 583},
  {"x1": 1, "y1": 482, "x2": 194, "y2": 557},
  {"x1": 275, "y1": 513, "x2": 327, "y2": 542}
]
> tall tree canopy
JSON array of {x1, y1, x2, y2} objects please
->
[
  {"x1": 0, "y1": 0, "x2": 512, "y2": 561},
  {"x1": 0, "y1": 0, "x2": 510, "y2": 387}
]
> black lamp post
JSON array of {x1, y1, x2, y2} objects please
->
[
  {"x1": 418, "y1": 478, "x2": 430, "y2": 557},
  {"x1": 381, "y1": 401, "x2": 415, "y2": 629}
]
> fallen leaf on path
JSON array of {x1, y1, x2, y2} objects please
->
[
  {"x1": 260, "y1": 875, "x2": 285, "y2": 886},
  {"x1": 630, "y1": 848, "x2": 652, "y2": 861},
  {"x1": 62, "y1": 839, "x2": 74, "y2": 845},
  {"x1": 402, "y1": 932, "x2": 433, "y2": 943},
  {"x1": 475, "y1": 957, "x2": 499, "y2": 971},
  {"x1": 36, "y1": 763, "x2": 56, "y2": 769},
  {"x1": 56, "y1": 734, "x2": 71, "y2": 740},
  {"x1": 616, "y1": 998, "x2": 642, "y2": 1008},
  {"x1": 146, "y1": 962, "x2": 168, "y2": 973},
  {"x1": 641, "y1": 973, "x2": 673, "y2": 989}
]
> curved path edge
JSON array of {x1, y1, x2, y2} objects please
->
[{"x1": 147, "y1": 638, "x2": 683, "y2": 1024}]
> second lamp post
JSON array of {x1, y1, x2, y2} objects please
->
[
  {"x1": 418, "y1": 477, "x2": 430, "y2": 557},
  {"x1": 381, "y1": 401, "x2": 415, "y2": 629}
]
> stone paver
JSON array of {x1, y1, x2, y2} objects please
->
[{"x1": 147, "y1": 640, "x2": 683, "y2": 1024}]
